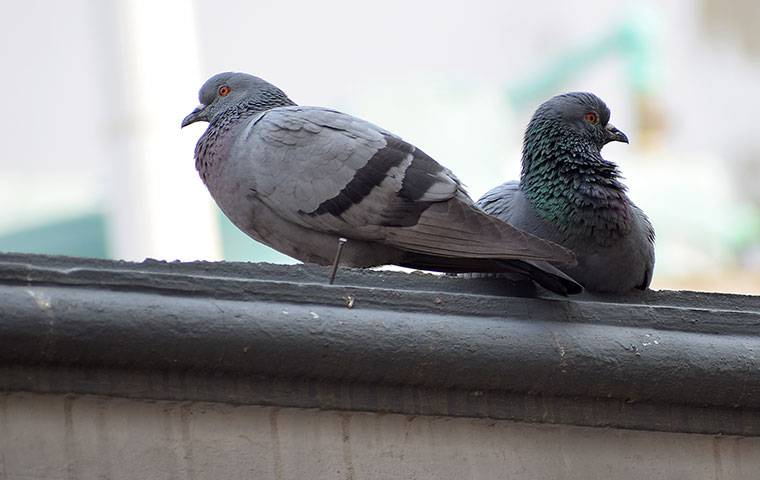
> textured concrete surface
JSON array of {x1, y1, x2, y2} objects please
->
[
  {"x1": 3, "y1": 253, "x2": 760, "y2": 479},
  {"x1": 2, "y1": 253, "x2": 760, "y2": 436},
  {"x1": 1, "y1": 392, "x2": 759, "y2": 480}
]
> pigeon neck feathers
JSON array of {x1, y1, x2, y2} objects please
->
[
  {"x1": 520, "y1": 116, "x2": 633, "y2": 242},
  {"x1": 213, "y1": 90, "x2": 296, "y2": 125},
  {"x1": 195, "y1": 91, "x2": 296, "y2": 180}
]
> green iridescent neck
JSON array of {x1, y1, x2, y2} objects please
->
[{"x1": 520, "y1": 122, "x2": 632, "y2": 239}]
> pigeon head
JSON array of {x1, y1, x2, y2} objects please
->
[
  {"x1": 526, "y1": 92, "x2": 628, "y2": 153},
  {"x1": 520, "y1": 92, "x2": 631, "y2": 227},
  {"x1": 181, "y1": 72, "x2": 294, "y2": 127}
]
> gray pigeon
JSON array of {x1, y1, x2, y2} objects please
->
[
  {"x1": 477, "y1": 92, "x2": 655, "y2": 293},
  {"x1": 182, "y1": 72, "x2": 582, "y2": 294}
]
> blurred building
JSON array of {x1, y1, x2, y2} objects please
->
[{"x1": 1, "y1": 0, "x2": 759, "y2": 293}]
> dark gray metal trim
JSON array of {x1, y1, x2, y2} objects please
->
[{"x1": 1, "y1": 253, "x2": 759, "y2": 436}]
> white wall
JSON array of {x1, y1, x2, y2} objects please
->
[{"x1": 2, "y1": 392, "x2": 759, "y2": 480}]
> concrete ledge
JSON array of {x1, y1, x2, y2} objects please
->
[{"x1": 1, "y1": 253, "x2": 759, "y2": 436}]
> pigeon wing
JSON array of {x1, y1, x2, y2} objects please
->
[
  {"x1": 243, "y1": 106, "x2": 575, "y2": 264},
  {"x1": 477, "y1": 181, "x2": 522, "y2": 221}
]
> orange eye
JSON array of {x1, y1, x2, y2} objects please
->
[
  {"x1": 218, "y1": 85, "x2": 231, "y2": 96},
  {"x1": 584, "y1": 112, "x2": 599, "y2": 124}
]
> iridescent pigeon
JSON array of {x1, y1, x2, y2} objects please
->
[{"x1": 478, "y1": 92, "x2": 655, "y2": 293}]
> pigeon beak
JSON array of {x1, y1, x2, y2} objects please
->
[
  {"x1": 604, "y1": 123, "x2": 629, "y2": 144},
  {"x1": 181, "y1": 105, "x2": 208, "y2": 128}
]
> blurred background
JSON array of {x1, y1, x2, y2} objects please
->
[{"x1": 2, "y1": 0, "x2": 759, "y2": 294}]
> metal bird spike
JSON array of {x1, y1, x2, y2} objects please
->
[{"x1": 328, "y1": 237, "x2": 348, "y2": 285}]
